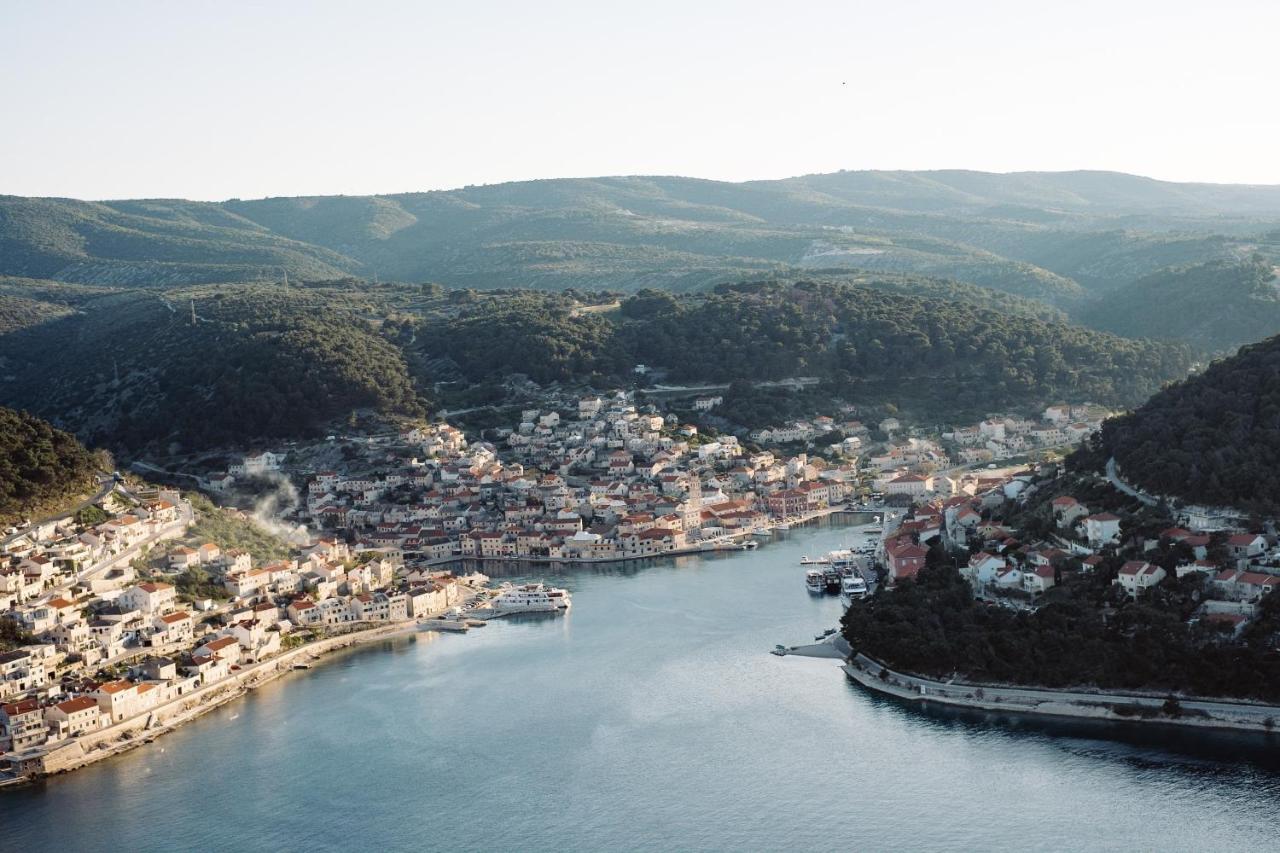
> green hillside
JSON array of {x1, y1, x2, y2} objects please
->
[
  {"x1": 1081, "y1": 257, "x2": 1280, "y2": 353},
  {"x1": 0, "y1": 282, "x2": 425, "y2": 452},
  {"x1": 1101, "y1": 333, "x2": 1280, "y2": 513},
  {"x1": 421, "y1": 279, "x2": 1192, "y2": 422},
  {"x1": 0, "y1": 407, "x2": 100, "y2": 524}
]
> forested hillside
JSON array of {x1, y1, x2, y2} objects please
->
[
  {"x1": 1101, "y1": 333, "x2": 1280, "y2": 512},
  {"x1": 0, "y1": 272, "x2": 1194, "y2": 453},
  {"x1": 422, "y1": 279, "x2": 1193, "y2": 421},
  {"x1": 1081, "y1": 257, "x2": 1280, "y2": 352},
  {"x1": 0, "y1": 282, "x2": 425, "y2": 452},
  {"x1": 0, "y1": 407, "x2": 100, "y2": 523},
  {"x1": 843, "y1": 562, "x2": 1280, "y2": 702}
]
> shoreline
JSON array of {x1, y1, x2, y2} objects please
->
[
  {"x1": 423, "y1": 505, "x2": 870, "y2": 568},
  {"x1": 842, "y1": 653, "x2": 1280, "y2": 734},
  {"x1": 2, "y1": 619, "x2": 433, "y2": 788}
]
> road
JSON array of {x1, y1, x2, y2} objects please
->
[
  {"x1": 0, "y1": 475, "x2": 118, "y2": 549},
  {"x1": 1105, "y1": 456, "x2": 1158, "y2": 507}
]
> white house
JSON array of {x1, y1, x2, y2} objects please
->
[
  {"x1": 1083, "y1": 513, "x2": 1122, "y2": 548},
  {"x1": 1116, "y1": 561, "x2": 1165, "y2": 598}
]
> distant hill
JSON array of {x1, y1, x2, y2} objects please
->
[
  {"x1": 0, "y1": 407, "x2": 99, "y2": 524},
  {"x1": 3, "y1": 171, "x2": 1278, "y2": 309},
  {"x1": 1081, "y1": 257, "x2": 1280, "y2": 353},
  {"x1": 1102, "y1": 333, "x2": 1280, "y2": 512}
]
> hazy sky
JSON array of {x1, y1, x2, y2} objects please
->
[{"x1": 3, "y1": 0, "x2": 1279, "y2": 200}]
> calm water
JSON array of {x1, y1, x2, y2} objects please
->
[{"x1": 4, "y1": 519, "x2": 1280, "y2": 852}]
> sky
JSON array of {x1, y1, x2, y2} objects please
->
[{"x1": 3, "y1": 0, "x2": 1279, "y2": 200}]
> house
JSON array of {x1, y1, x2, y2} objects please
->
[
  {"x1": 168, "y1": 546, "x2": 200, "y2": 571},
  {"x1": 1024, "y1": 565, "x2": 1056, "y2": 595},
  {"x1": 1116, "y1": 561, "x2": 1165, "y2": 598},
  {"x1": 151, "y1": 611, "x2": 194, "y2": 645},
  {"x1": 1228, "y1": 534, "x2": 1267, "y2": 564},
  {"x1": 1083, "y1": 513, "x2": 1122, "y2": 548},
  {"x1": 193, "y1": 635, "x2": 242, "y2": 665},
  {"x1": 45, "y1": 696, "x2": 102, "y2": 737},
  {"x1": 1, "y1": 698, "x2": 48, "y2": 751},
  {"x1": 229, "y1": 451, "x2": 285, "y2": 477},
  {"x1": 0, "y1": 649, "x2": 48, "y2": 700},
  {"x1": 963, "y1": 552, "x2": 1006, "y2": 585},
  {"x1": 1051, "y1": 497, "x2": 1089, "y2": 528},
  {"x1": 886, "y1": 474, "x2": 932, "y2": 499},
  {"x1": 119, "y1": 582, "x2": 176, "y2": 616},
  {"x1": 91, "y1": 680, "x2": 140, "y2": 723},
  {"x1": 885, "y1": 540, "x2": 928, "y2": 581}
]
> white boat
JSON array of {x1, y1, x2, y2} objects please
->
[
  {"x1": 841, "y1": 575, "x2": 869, "y2": 601},
  {"x1": 752, "y1": 530, "x2": 773, "y2": 539},
  {"x1": 489, "y1": 582, "x2": 572, "y2": 613},
  {"x1": 826, "y1": 549, "x2": 857, "y2": 571},
  {"x1": 805, "y1": 570, "x2": 825, "y2": 594},
  {"x1": 800, "y1": 555, "x2": 830, "y2": 566}
]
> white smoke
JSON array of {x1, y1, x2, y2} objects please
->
[{"x1": 250, "y1": 471, "x2": 312, "y2": 546}]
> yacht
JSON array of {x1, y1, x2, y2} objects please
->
[
  {"x1": 841, "y1": 575, "x2": 869, "y2": 602},
  {"x1": 489, "y1": 582, "x2": 572, "y2": 613},
  {"x1": 805, "y1": 570, "x2": 825, "y2": 594}
]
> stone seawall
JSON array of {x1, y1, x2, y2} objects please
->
[{"x1": 844, "y1": 653, "x2": 1280, "y2": 734}]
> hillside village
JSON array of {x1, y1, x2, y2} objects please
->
[
  {"x1": 874, "y1": 459, "x2": 1280, "y2": 645},
  {"x1": 204, "y1": 392, "x2": 1107, "y2": 567},
  {"x1": 0, "y1": 482, "x2": 482, "y2": 780}
]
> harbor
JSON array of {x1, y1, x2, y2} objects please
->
[{"x1": 4, "y1": 517, "x2": 1277, "y2": 853}]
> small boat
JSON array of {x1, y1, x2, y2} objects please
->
[
  {"x1": 743, "y1": 540, "x2": 759, "y2": 549},
  {"x1": 814, "y1": 627, "x2": 838, "y2": 641},
  {"x1": 800, "y1": 555, "x2": 830, "y2": 566},
  {"x1": 776, "y1": 523, "x2": 792, "y2": 531},
  {"x1": 805, "y1": 569, "x2": 825, "y2": 594},
  {"x1": 292, "y1": 663, "x2": 312, "y2": 671},
  {"x1": 752, "y1": 530, "x2": 773, "y2": 539},
  {"x1": 770, "y1": 645, "x2": 788, "y2": 657}
]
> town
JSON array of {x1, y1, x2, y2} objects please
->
[
  {"x1": 0, "y1": 391, "x2": 1112, "y2": 785},
  {"x1": 0, "y1": 478, "x2": 491, "y2": 783},
  {"x1": 211, "y1": 392, "x2": 1108, "y2": 566}
]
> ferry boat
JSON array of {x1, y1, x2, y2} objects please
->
[
  {"x1": 805, "y1": 570, "x2": 825, "y2": 594},
  {"x1": 826, "y1": 549, "x2": 857, "y2": 571},
  {"x1": 490, "y1": 582, "x2": 572, "y2": 613},
  {"x1": 841, "y1": 575, "x2": 869, "y2": 602}
]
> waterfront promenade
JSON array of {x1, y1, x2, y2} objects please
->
[{"x1": 843, "y1": 652, "x2": 1280, "y2": 733}]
